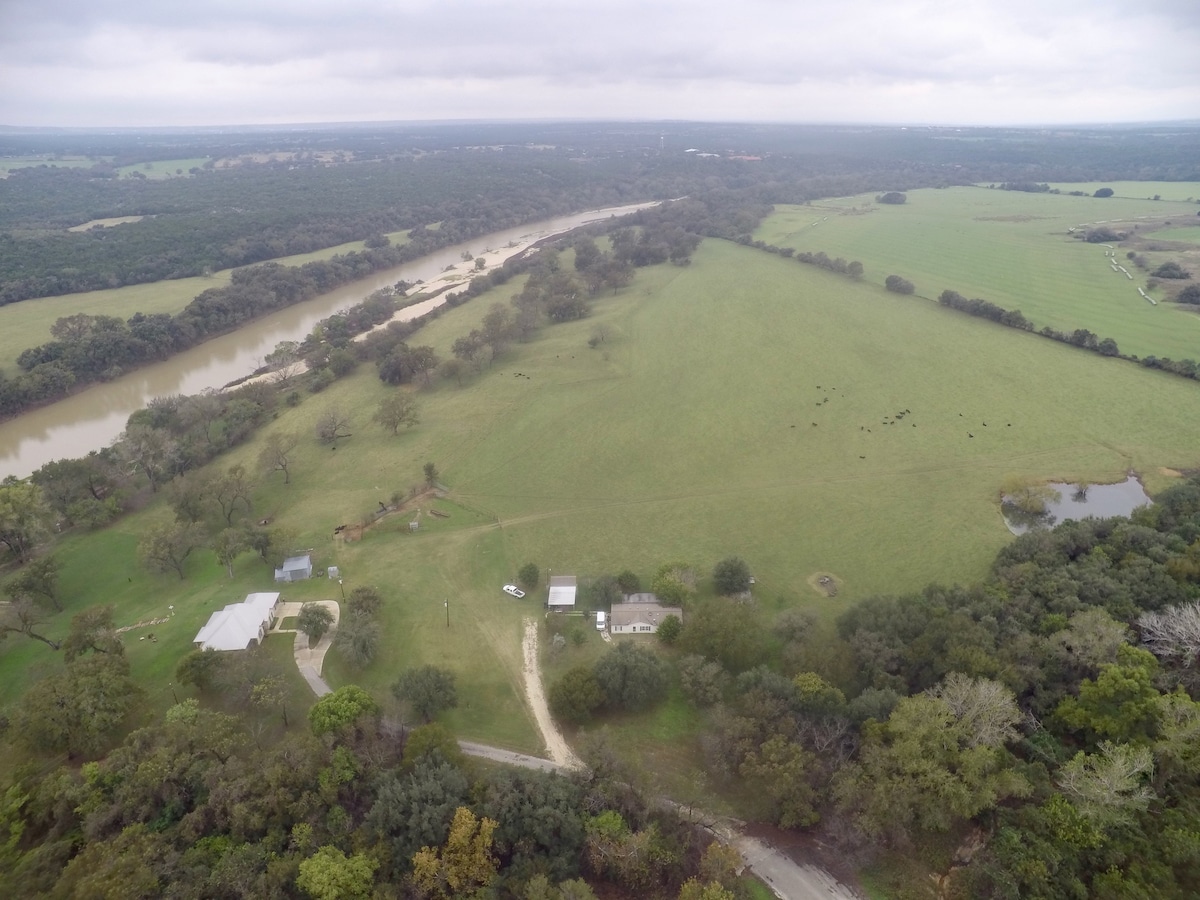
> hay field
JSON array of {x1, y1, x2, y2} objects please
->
[{"x1": 754, "y1": 185, "x2": 1200, "y2": 362}]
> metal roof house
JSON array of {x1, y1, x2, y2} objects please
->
[
  {"x1": 610, "y1": 596, "x2": 683, "y2": 635},
  {"x1": 547, "y1": 574, "x2": 577, "y2": 608},
  {"x1": 193, "y1": 592, "x2": 281, "y2": 651},
  {"x1": 275, "y1": 554, "x2": 313, "y2": 583}
]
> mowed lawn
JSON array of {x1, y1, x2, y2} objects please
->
[
  {"x1": 0, "y1": 231, "x2": 411, "y2": 376},
  {"x1": 7, "y1": 236, "x2": 1200, "y2": 755},
  {"x1": 754, "y1": 186, "x2": 1200, "y2": 363}
]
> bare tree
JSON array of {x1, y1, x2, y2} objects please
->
[
  {"x1": 927, "y1": 672, "x2": 1022, "y2": 749},
  {"x1": 1139, "y1": 602, "x2": 1200, "y2": 667},
  {"x1": 258, "y1": 431, "x2": 300, "y2": 484},
  {"x1": 316, "y1": 408, "x2": 352, "y2": 444},
  {"x1": 0, "y1": 597, "x2": 61, "y2": 649},
  {"x1": 212, "y1": 464, "x2": 255, "y2": 525},
  {"x1": 1057, "y1": 741, "x2": 1154, "y2": 827}
]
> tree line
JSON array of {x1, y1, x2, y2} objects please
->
[{"x1": 0, "y1": 239, "x2": 435, "y2": 420}]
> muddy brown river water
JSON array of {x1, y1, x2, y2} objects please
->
[{"x1": 0, "y1": 203, "x2": 656, "y2": 478}]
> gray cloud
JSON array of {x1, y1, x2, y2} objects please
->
[{"x1": 1, "y1": 0, "x2": 1197, "y2": 126}]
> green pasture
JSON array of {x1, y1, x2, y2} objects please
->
[
  {"x1": 755, "y1": 185, "x2": 1200, "y2": 362},
  {"x1": 1152, "y1": 225, "x2": 1200, "y2": 243},
  {"x1": 7, "y1": 235, "x2": 1200, "y2": 757},
  {"x1": 0, "y1": 230, "x2": 411, "y2": 375},
  {"x1": 1045, "y1": 181, "x2": 1200, "y2": 202}
]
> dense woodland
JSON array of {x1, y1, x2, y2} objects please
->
[{"x1": 4, "y1": 122, "x2": 1199, "y2": 305}]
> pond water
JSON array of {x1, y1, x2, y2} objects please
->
[
  {"x1": 0, "y1": 202, "x2": 656, "y2": 478},
  {"x1": 1001, "y1": 475, "x2": 1152, "y2": 535}
]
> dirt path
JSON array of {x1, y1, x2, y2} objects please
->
[{"x1": 522, "y1": 617, "x2": 583, "y2": 769}]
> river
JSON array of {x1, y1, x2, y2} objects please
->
[{"x1": 0, "y1": 202, "x2": 656, "y2": 479}]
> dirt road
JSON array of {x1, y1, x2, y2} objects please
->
[{"x1": 521, "y1": 617, "x2": 584, "y2": 769}]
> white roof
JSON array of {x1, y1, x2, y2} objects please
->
[
  {"x1": 193, "y1": 592, "x2": 279, "y2": 651},
  {"x1": 547, "y1": 574, "x2": 577, "y2": 607}
]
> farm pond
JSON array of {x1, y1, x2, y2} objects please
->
[{"x1": 1001, "y1": 475, "x2": 1152, "y2": 535}]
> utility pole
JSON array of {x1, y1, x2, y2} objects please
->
[{"x1": 445, "y1": 598, "x2": 449, "y2": 628}]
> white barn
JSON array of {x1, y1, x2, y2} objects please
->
[
  {"x1": 547, "y1": 574, "x2": 577, "y2": 609},
  {"x1": 193, "y1": 592, "x2": 281, "y2": 651}
]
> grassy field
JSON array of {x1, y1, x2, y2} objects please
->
[
  {"x1": 6, "y1": 235, "x2": 1200, "y2": 757},
  {"x1": 0, "y1": 230, "x2": 411, "y2": 375},
  {"x1": 1153, "y1": 225, "x2": 1200, "y2": 243},
  {"x1": 1044, "y1": 181, "x2": 1200, "y2": 202},
  {"x1": 754, "y1": 185, "x2": 1200, "y2": 362}
]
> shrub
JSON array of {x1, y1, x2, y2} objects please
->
[
  {"x1": 593, "y1": 644, "x2": 668, "y2": 711},
  {"x1": 885, "y1": 275, "x2": 915, "y2": 295},
  {"x1": 549, "y1": 666, "x2": 604, "y2": 723},
  {"x1": 518, "y1": 562, "x2": 540, "y2": 590},
  {"x1": 712, "y1": 556, "x2": 752, "y2": 595},
  {"x1": 615, "y1": 570, "x2": 641, "y2": 594},
  {"x1": 657, "y1": 615, "x2": 682, "y2": 645},
  {"x1": 1152, "y1": 262, "x2": 1191, "y2": 280}
]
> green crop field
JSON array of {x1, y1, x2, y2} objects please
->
[
  {"x1": 754, "y1": 185, "x2": 1200, "y2": 362},
  {"x1": 0, "y1": 230, "x2": 411, "y2": 375},
  {"x1": 6, "y1": 235, "x2": 1200, "y2": 753}
]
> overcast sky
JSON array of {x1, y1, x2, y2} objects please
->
[{"x1": 1, "y1": 0, "x2": 1198, "y2": 128}]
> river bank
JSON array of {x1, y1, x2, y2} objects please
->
[{"x1": 0, "y1": 202, "x2": 658, "y2": 478}]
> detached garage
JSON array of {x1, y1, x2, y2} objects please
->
[
  {"x1": 547, "y1": 575, "x2": 577, "y2": 609},
  {"x1": 275, "y1": 554, "x2": 313, "y2": 583}
]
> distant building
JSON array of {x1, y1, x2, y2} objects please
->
[
  {"x1": 193, "y1": 592, "x2": 281, "y2": 651},
  {"x1": 610, "y1": 596, "x2": 683, "y2": 635},
  {"x1": 547, "y1": 575, "x2": 577, "y2": 609},
  {"x1": 275, "y1": 554, "x2": 313, "y2": 583}
]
